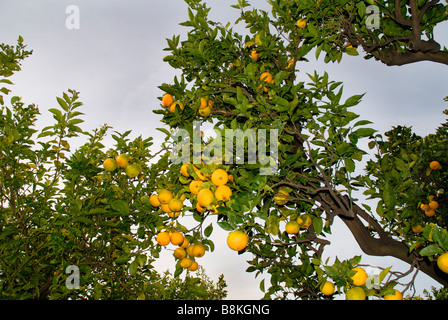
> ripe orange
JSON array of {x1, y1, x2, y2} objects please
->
[
  {"x1": 180, "y1": 257, "x2": 193, "y2": 269},
  {"x1": 199, "y1": 97, "x2": 212, "y2": 110},
  {"x1": 274, "y1": 189, "x2": 289, "y2": 205},
  {"x1": 173, "y1": 248, "x2": 187, "y2": 260},
  {"x1": 350, "y1": 267, "x2": 367, "y2": 286},
  {"x1": 162, "y1": 93, "x2": 174, "y2": 107},
  {"x1": 420, "y1": 204, "x2": 430, "y2": 212},
  {"x1": 191, "y1": 243, "x2": 206, "y2": 258},
  {"x1": 412, "y1": 224, "x2": 423, "y2": 233},
  {"x1": 425, "y1": 209, "x2": 436, "y2": 217},
  {"x1": 215, "y1": 185, "x2": 232, "y2": 202},
  {"x1": 188, "y1": 261, "x2": 199, "y2": 272},
  {"x1": 227, "y1": 230, "x2": 248, "y2": 251},
  {"x1": 103, "y1": 158, "x2": 118, "y2": 171},
  {"x1": 296, "y1": 18, "x2": 307, "y2": 29},
  {"x1": 193, "y1": 165, "x2": 207, "y2": 181},
  {"x1": 180, "y1": 237, "x2": 190, "y2": 249},
  {"x1": 196, "y1": 202, "x2": 205, "y2": 213},
  {"x1": 251, "y1": 50, "x2": 259, "y2": 61},
  {"x1": 346, "y1": 287, "x2": 366, "y2": 300},
  {"x1": 168, "y1": 198, "x2": 183, "y2": 212},
  {"x1": 170, "y1": 101, "x2": 184, "y2": 113},
  {"x1": 211, "y1": 169, "x2": 229, "y2": 186},
  {"x1": 149, "y1": 194, "x2": 161, "y2": 207},
  {"x1": 437, "y1": 252, "x2": 448, "y2": 274},
  {"x1": 170, "y1": 231, "x2": 184, "y2": 246},
  {"x1": 186, "y1": 244, "x2": 195, "y2": 257},
  {"x1": 168, "y1": 211, "x2": 180, "y2": 219},
  {"x1": 189, "y1": 180, "x2": 203, "y2": 195},
  {"x1": 158, "y1": 189, "x2": 173, "y2": 205},
  {"x1": 285, "y1": 221, "x2": 300, "y2": 234},
  {"x1": 199, "y1": 106, "x2": 212, "y2": 117},
  {"x1": 260, "y1": 72, "x2": 274, "y2": 83},
  {"x1": 161, "y1": 203, "x2": 172, "y2": 213},
  {"x1": 197, "y1": 188, "x2": 214, "y2": 207},
  {"x1": 384, "y1": 289, "x2": 403, "y2": 300},
  {"x1": 297, "y1": 214, "x2": 312, "y2": 229},
  {"x1": 321, "y1": 281, "x2": 335, "y2": 296},
  {"x1": 429, "y1": 200, "x2": 439, "y2": 210},
  {"x1": 430, "y1": 161, "x2": 441, "y2": 170},
  {"x1": 180, "y1": 163, "x2": 190, "y2": 177},
  {"x1": 116, "y1": 154, "x2": 130, "y2": 168},
  {"x1": 125, "y1": 163, "x2": 141, "y2": 178},
  {"x1": 156, "y1": 231, "x2": 171, "y2": 246}
]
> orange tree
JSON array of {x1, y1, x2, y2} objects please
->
[
  {"x1": 0, "y1": 38, "x2": 227, "y2": 300},
  {"x1": 152, "y1": 0, "x2": 448, "y2": 300}
]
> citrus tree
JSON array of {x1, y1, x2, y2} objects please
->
[
  {"x1": 0, "y1": 38, "x2": 227, "y2": 300},
  {"x1": 150, "y1": 0, "x2": 448, "y2": 300}
]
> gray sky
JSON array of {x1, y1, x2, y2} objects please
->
[{"x1": 1, "y1": 0, "x2": 447, "y2": 299}]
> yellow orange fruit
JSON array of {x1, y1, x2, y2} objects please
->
[
  {"x1": 421, "y1": 204, "x2": 430, "y2": 211},
  {"x1": 180, "y1": 237, "x2": 190, "y2": 249},
  {"x1": 251, "y1": 50, "x2": 259, "y2": 60},
  {"x1": 321, "y1": 281, "x2": 335, "y2": 296},
  {"x1": 350, "y1": 267, "x2": 367, "y2": 286},
  {"x1": 346, "y1": 287, "x2": 366, "y2": 300},
  {"x1": 170, "y1": 101, "x2": 184, "y2": 113},
  {"x1": 180, "y1": 163, "x2": 190, "y2": 177},
  {"x1": 186, "y1": 244, "x2": 195, "y2": 257},
  {"x1": 215, "y1": 185, "x2": 232, "y2": 202},
  {"x1": 412, "y1": 224, "x2": 423, "y2": 233},
  {"x1": 437, "y1": 252, "x2": 448, "y2": 274},
  {"x1": 158, "y1": 189, "x2": 173, "y2": 205},
  {"x1": 168, "y1": 198, "x2": 183, "y2": 212},
  {"x1": 384, "y1": 289, "x2": 403, "y2": 300},
  {"x1": 161, "y1": 203, "x2": 172, "y2": 213},
  {"x1": 296, "y1": 18, "x2": 307, "y2": 29},
  {"x1": 197, "y1": 188, "x2": 214, "y2": 207},
  {"x1": 429, "y1": 200, "x2": 439, "y2": 210},
  {"x1": 430, "y1": 161, "x2": 441, "y2": 170},
  {"x1": 193, "y1": 165, "x2": 207, "y2": 181},
  {"x1": 285, "y1": 221, "x2": 300, "y2": 234},
  {"x1": 116, "y1": 154, "x2": 130, "y2": 168},
  {"x1": 173, "y1": 248, "x2": 187, "y2": 260},
  {"x1": 168, "y1": 211, "x2": 180, "y2": 219},
  {"x1": 199, "y1": 106, "x2": 212, "y2": 117},
  {"x1": 191, "y1": 243, "x2": 206, "y2": 258},
  {"x1": 188, "y1": 261, "x2": 199, "y2": 272},
  {"x1": 211, "y1": 169, "x2": 229, "y2": 186},
  {"x1": 196, "y1": 202, "x2": 205, "y2": 213},
  {"x1": 227, "y1": 230, "x2": 248, "y2": 251},
  {"x1": 170, "y1": 231, "x2": 184, "y2": 246},
  {"x1": 103, "y1": 158, "x2": 118, "y2": 171},
  {"x1": 162, "y1": 93, "x2": 174, "y2": 107},
  {"x1": 180, "y1": 257, "x2": 193, "y2": 269},
  {"x1": 274, "y1": 189, "x2": 289, "y2": 205},
  {"x1": 260, "y1": 72, "x2": 274, "y2": 83},
  {"x1": 156, "y1": 231, "x2": 171, "y2": 246},
  {"x1": 425, "y1": 209, "x2": 436, "y2": 217},
  {"x1": 149, "y1": 194, "x2": 161, "y2": 207},
  {"x1": 189, "y1": 180, "x2": 203, "y2": 195},
  {"x1": 297, "y1": 214, "x2": 312, "y2": 229}
]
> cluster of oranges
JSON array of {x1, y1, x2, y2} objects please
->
[
  {"x1": 273, "y1": 188, "x2": 312, "y2": 234},
  {"x1": 161, "y1": 93, "x2": 213, "y2": 118},
  {"x1": 103, "y1": 153, "x2": 142, "y2": 178}
]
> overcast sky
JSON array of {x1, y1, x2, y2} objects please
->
[{"x1": 1, "y1": 0, "x2": 447, "y2": 300}]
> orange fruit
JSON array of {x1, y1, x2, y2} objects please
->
[
  {"x1": 260, "y1": 72, "x2": 274, "y2": 83},
  {"x1": 430, "y1": 161, "x2": 441, "y2": 170},
  {"x1": 197, "y1": 188, "x2": 214, "y2": 207},
  {"x1": 420, "y1": 204, "x2": 430, "y2": 212},
  {"x1": 189, "y1": 180, "x2": 203, "y2": 195},
  {"x1": 297, "y1": 214, "x2": 312, "y2": 229},
  {"x1": 350, "y1": 267, "x2": 367, "y2": 286},
  {"x1": 188, "y1": 261, "x2": 199, "y2": 272},
  {"x1": 346, "y1": 287, "x2": 366, "y2": 300},
  {"x1": 161, "y1": 203, "x2": 172, "y2": 213},
  {"x1": 180, "y1": 257, "x2": 193, "y2": 268},
  {"x1": 199, "y1": 97, "x2": 208, "y2": 110},
  {"x1": 211, "y1": 169, "x2": 229, "y2": 186},
  {"x1": 116, "y1": 154, "x2": 130, "y2": 168},
  {"x1": 384, "y1": 289, "x2": 403, "y2": 300},
  {"x1": 162, "y1": 93, "x2": 174, "y2": 107},
  {"x1": 168, "y1": 211, "x2": 180, "y2": 219},
  {"x1": 199, "y1": 106, "x2": 211, "y2": 117},
  {"x1": 193, "y1": 165, "x2": 207, "y2": 181},
  {"x1": 274, "y1": 189, "x2": 289, "y2": 205},
  {"x1": 103, "y1": 158, "x2": 118, "y2": 171},
  {"x1": 186, "y1": 244, "x2": 195, "y2": 257},
  {"x1": 149, "y1": 194, "x2": 161, "y2": 207},
  {"x1": 251, "y1": 50, "x2": 259, "y2": 61},
  {"x1": 215, "y1": 185, "x2": 232, "y2": 202},
  {"x1": 321, "y1": 281, "x2": 335, "y2": 296},
  {"x1": 168, "y1": 198, "x2": 183, "y2": 212},
  {"x1": 285, "y1": 221, "x2": 300, "y2": 234},
  {"x1": 170, "y1": 101, "x2": 184, "y2": 113},
  {"x1": 227, "y1": 230, "x2": 248, "y2": 251},
  {"x1": 425, "y1": 209, "x2": 436, "y2": 217},
  {"x1": 429, "y1": 200, "x2": 439, "y2": 210},
  {"x1": 158, "y1": 189, "x2": 173, "y2": 205},
  {"x1": 412, "y1": 224, "x2": 423, "y2": 233},
  {"x1": 173, "y1": 248, "x2": 187, "y2": 260},
  {"x1": 125, "y1": 163, "x2": 141, "y2": 178},
  {"x1": 170, "y1": 231, "x2": 184, "y2": 246},
  {"x1": 196, "y1": 202, "x2": 205, "y2": 213},
  {"x1": 191, "y1": 244, "x2": 206, "y2": 258},
  {"x1": 437, "y1": 252, "x2": 448, "y2": 273},
  {"x1": 180, "y1": 163, "x2": 190, "y2": 177},
  {"x1": 180, "y1": 237, "x2": 190, "y2": 249},
  {"x1": 296, "y1": 18, "x2": 307, "y2": 29},
  {"x1": 156, "y1": 231, "x2": 171, "y2": 246}
]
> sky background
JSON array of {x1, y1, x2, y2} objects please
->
[{"x1": 1, "y1": 0, "x2": 447, "y2": 299}]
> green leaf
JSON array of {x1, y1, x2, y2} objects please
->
[
  {"x1": 204, "y1": 223, "x2": 213, "y2": 237},
  {"x1": 115, "y1": 253, "x2": 131, "y2": 264},
  {"x1": 419, "y1": 244, "x2": 444, "y2": 257},
  {"x1": 312, "y1": 217, "x2": 323, "y2": 235},
  {"x1": 56, "y1": 97, "x2": 69, "y2": 112},
  {"x1": 344, "y1": 158, "x2": 356, "y2": 173},
  {"x1": 355, "y1": 127, "x2": 376, "y2": 138},
  {"x1": 110, "y1": 199, "x2": 130, "y2": 214}
]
